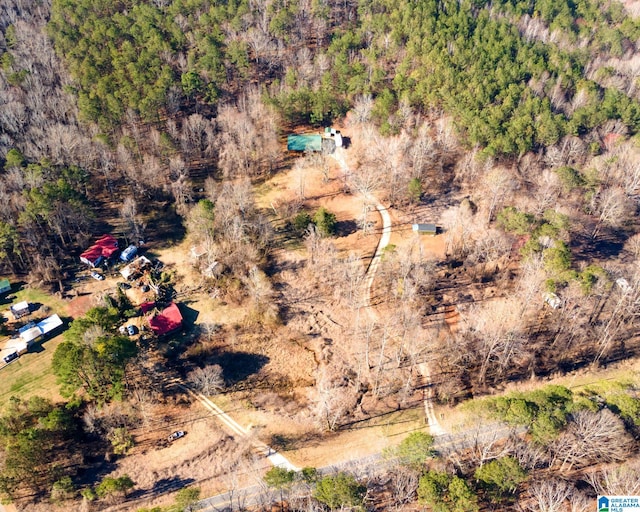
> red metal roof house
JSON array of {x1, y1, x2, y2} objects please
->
[
  {"x1": 80, "y1": 235, "x2": 119, "y2": 267},
  {"x1": 147, "y1": 302, "x2": 183, "y2": 337}
]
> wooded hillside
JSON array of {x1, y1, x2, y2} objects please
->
[{"x1": 1, "y1": 0, "x2": 640, "y2": 510}]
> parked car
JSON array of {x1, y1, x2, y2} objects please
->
[
  {"x1": 3, "y1": 352, "x2": 18, "y2": 364},
  {"x1": 120, "y1": 245, "x2": 138, "y2": 262},
  {"x1": 90, "y1": 271, "x2": 105, "y2": 281},
  {"x1": 126, "y1": 325, "x2": 138, "y2": 336},
  {"x1": 117, "y1": 281, "x2": 131, "y2": 290},
  {"x1": 167, "y1": 430, "x2": 185, "y2": 442}
]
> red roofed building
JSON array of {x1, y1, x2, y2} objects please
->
[
  {"x1": 140, "y1": 301, "x2": 157, "y2": 314},
  {"x1": 80, "y1": 235, "x2": 119, "y2": 267},
  {"x1": 147, "y1": 302, "x2": 183, "y2": 337}
]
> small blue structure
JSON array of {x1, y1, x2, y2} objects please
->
[{"x1": 120, "y1": 245, "x2": 138, "y2": 262}]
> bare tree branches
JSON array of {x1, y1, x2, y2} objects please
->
[
  {"x1": 585, "y1": 458, "x2": 640, "y2": 495},
  {"x1": 551, "y1": 409, "x2": 634, "y2": 472},
  {"x1": 187, "y1": 365, "x2": 225, "y2": 396},
  {"x1": 523, "y1": 479, "x2": 573, "y2": 512}
]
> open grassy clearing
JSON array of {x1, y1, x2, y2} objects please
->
[
  {"x1": 11, "y1": 285, "x2": 69, "y2": 314},
  {"x1": 211, "y1": 391, "x2": 426, "y2": 469},
  {"x1": 0, "y1": 333, "x2": 65, "y2": 405},
  {"x1": 0, "y1": 285, "x2": 71, "y2": 405},
  {"x1": 291, "y1": 407, "x2": 426, "y2": 468}
]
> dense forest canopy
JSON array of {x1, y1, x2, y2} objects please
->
[{"x1": 46, "y1": 0, "x2": 640, "y2": 156}]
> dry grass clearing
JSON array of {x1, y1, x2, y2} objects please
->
[
  {"x1": 255, "y1": 153, "x2": 382, "y2": 261},
  {"x1": 112, "y1": 407, "x2": 257, "y2": 510},
  {"x1": 291, "y1": 407, "x2": 426, "y2": 468}
]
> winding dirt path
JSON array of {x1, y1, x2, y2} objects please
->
[
  {"x1": 175, "y1": 381, "x2": 299, "y2": 471},
  {"x1": 332, "y1": 148, "x2": 445, "y2": 437}
]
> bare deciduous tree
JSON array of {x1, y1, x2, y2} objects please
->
[
  {"x1": 314, "y1": 365, "x2": 359, "y2": 431},
  {"x1": 244, "y1": 266, "x2": 276, "y2": 320},
  {"x1": 351, "y1": 95, "x2": 373, "y2": 125},
  {"x1": 623, "y1": 233, "x2": 640, "y2": 259},
  {"x1": 440, "y1": 203, "x2": 477, "y2": 259},
  {"x1": 304, "y1": 225, "x2": 338, "y2": 280},
  {"x1": 551, "y1": 409, "x2": 633, "y2": 471},
  {"x1": 524, "y1": 479, "x2": 572, "y2": 512},
  {"x1": 120, "y1": 196, "x2": 144, "y2": 243},
  {"x1": 590, "y1": 186, "x2": 633, "y2": 237},
  {"x1": 388, "y1": 466, "x2": 419, "y2": 506},
  {"x1": 585, "y1": 458, "x2": 640, "y2": 495},
  {"x1": 188, "y1": 365, "x2": 225, "y2": 396},
  {"x1": 460, "y1": 297, "x2": 526, "y2": 385},
  {"x1": 480, "y1": 166, "x2": 516, "y2": 224}
]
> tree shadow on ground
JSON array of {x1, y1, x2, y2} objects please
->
[
  {"x1": 213, "y1": 351, "x2": 270, "y2": 386},
  {"x1": 142, "y1": 202, "x2": 187, "y2": 249},
  {"x1": 178, "y1": 302, "x2": 200, "y2": 328},
  {"x1": 335, "y1": 219, "x2": 358, "y2": 237},
  {"x1": 74, "y1": 451, "x2": 118, "y2": 488},
  {"x1": 129, "y1": 475, "x2": 196, "y2": 500},
  {"x1": 571, "y1": 229, "x2": 626, "y2": 260}
]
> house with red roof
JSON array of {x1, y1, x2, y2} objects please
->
[
  {"x1": 146, "y1": 302, "x2": 183, "y2": 337},
  {"x1": 80, "y1": 235, "x2": 119, "y2": 267}
]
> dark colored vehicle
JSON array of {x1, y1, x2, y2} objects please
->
[
  {"x1": 126, "y1": 325, "x2": 138, "y2": 336},
  {"x1": 167, "y1": 430, "x2": 185, "y2": 442},
  {"x1": 117, "y1": 281, "x2": 131, "y2": 290},
  {"x1": 4, "y1": 352, "x2": 18, "y2": 364}
]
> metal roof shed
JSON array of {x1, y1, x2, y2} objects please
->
[
  {"x1": 412, "y1": 223, "x2": 437, "y2": 235},
  {"x1": 20, "y1": 326, "x2": 42, "y2": 344},
  {"x1": 10, "y1": 301, "x2": 30, "y2": 319},
  {"x1": 38, "y1": 314, "x2": 63, "y2": 336}
]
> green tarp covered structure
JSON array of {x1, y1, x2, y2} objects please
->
[{"x1": 287, "y1": 134, "x2": 322, "y2": 152}]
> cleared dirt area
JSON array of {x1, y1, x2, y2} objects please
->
[
  {"x1": 108, "y1": 406, "x2": 258, "y2": 510},
  {"x1": 0, "y1": 141, "x2": 453, "y2": 509},
  {"x1": 255, "y1": 153, "x2": 382, "y2": 261},
  {"x1": 386, "y1": 208, "x2": 447, "y2": 262}
]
